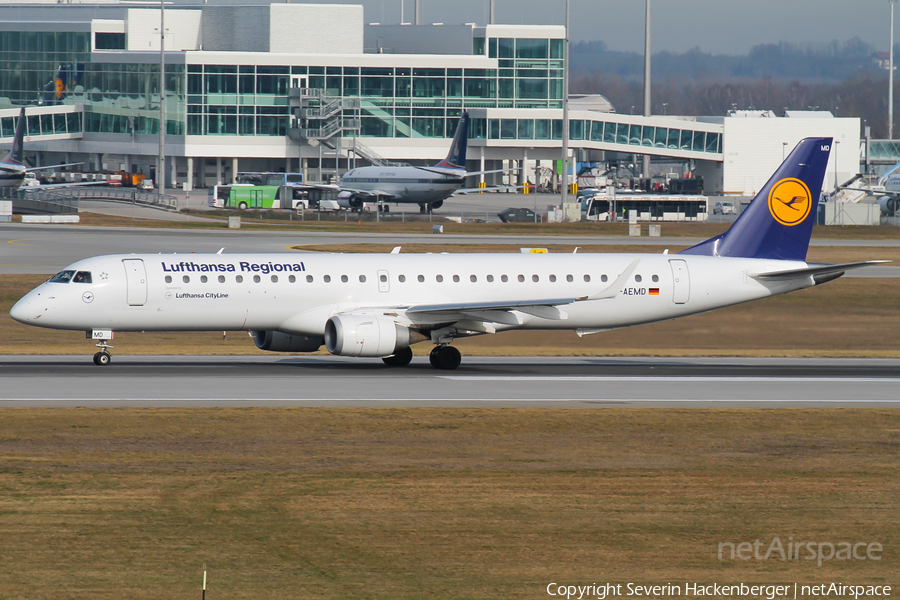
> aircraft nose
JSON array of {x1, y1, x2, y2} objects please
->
[{"x1": 10, "y1": 293, "x2": 40, "y2": 324}]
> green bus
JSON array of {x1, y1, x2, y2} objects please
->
[{"x1": 208, "y1": 184, "x2": 284, "y2": 210}]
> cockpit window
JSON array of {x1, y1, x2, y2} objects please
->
[
  {"x1": 73, "y1": 271, "x2": 92, "y2": 284},
  {"x1": 49, "y1": 270, "x2": 75, "y2": 283}
]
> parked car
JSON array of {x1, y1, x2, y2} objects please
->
[
  {"x1": 139, "y1": 178, "x2": 155, "y2": 191},
  {"x1": 713, "y1": 201, "x2": 735, "y2": 215}
]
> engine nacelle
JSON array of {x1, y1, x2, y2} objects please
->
[
  {"x1": 252, "y1": 330, "x2": 323, "y2": 353},
  {"x1": 324, "y1": 315, "x2": 410, "y2": 357}
]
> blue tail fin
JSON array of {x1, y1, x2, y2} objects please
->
[
  {"x1": 434, "y1": 111, "x2": 468, "y2": 170},
  {"x1": 681, "y1": 137, "x2": 832, "y2": 261},
  {"x1": 1, "y1": 107, "x2": 25, "y2": 166}
]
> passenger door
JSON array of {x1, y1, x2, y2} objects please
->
[
  {"x1": 669, "y1": 259, "x2": 690, "y2": 304},
  {"x1": 122, "y1": 259, "x2": 147, "y2": 306}
]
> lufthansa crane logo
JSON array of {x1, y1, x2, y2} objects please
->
[{"x1": 768, "y1": 177, "x2": 812, "y2": 226}]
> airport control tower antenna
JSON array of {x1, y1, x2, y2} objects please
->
[
  {"x1": 158, "y1": 0, "x2": 166, "y2": 193},
  {"x1": 642, "y1": 0, "x2": 651, "y2": 178}
]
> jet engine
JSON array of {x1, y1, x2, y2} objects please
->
[
  {"x1": 324, "y1": 315, "x2": 411, "y2": 357},
  {"x1": 252, "y1": 330, "x2": 323, "y2": 352}
]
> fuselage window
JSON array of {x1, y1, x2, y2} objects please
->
[
  {"x1": 271, "y1": 275, "x2": 278, "y2": 283},
  {"x1": 532, "y1": 274, "x2": 539, "y2": 282},
  {"x1": 549, "y1": 274, "x2": 557, "y2": 282},
  {"x1": 325, "y1": 275, "x2": 332, "y2": 283},
  {"x1": 453, "y1": 275, "x2": 460, "y2": 282},
  {"x1": 470, "y1": 275, "x2": 477, "y2": 282},
  {"x1": 253, "y1": 275, "x2": 261, "y2": 283},
  {"x1": 289, "y1": 275, "x2": 296, "y2": 283},
  {"x1": 218, "y1": 275, "x2": 226, "y2": 283},
  {"x1": 487, "y1": 275, "x2": 494, "y2": 282},
  {"x1": 236, "y1": 275, "x2": 244, "y2": 283},
  {"x1": 359, "y1": 275, "x2": 366, "y2": 283},
  {"x1": 306, "y1": 275, "x2": 313, "y2": 283},
  {"x1": 200, "y1": 275, "x2": 208, "y2": 283},
  {"x1": 399, "y1": 274, "x2": 406, "y2": 283},
  {"x1": 652, "y1": 274, "x2": 659, "y2": 282},
  {"x1": 436, "y1": 275, "x2": 444, "y2": 282},
  {"x1": 418, "y1": 275, "x2": 425, "y2": 283},
  {"x1": 165, "y1": 275, "x2": 172, "y2": 284},
  {"x1": 566, "y1": 274, "x2": 573, "y2": 282},
  {"x1": 584, "y1": 274, "x2": 592, "y2": 283},
  {"x1": 635, "y1": 274, "x2": 643, "y2": 283},
  {"x1": 379, "y1": 274, "x2": 386, "y2": 283},
  {"x1": 501, "y1": 275, "x2": 508, "y2": 282},
  {"x1": 73, "y1": 271, "x2": 92, "y2": 284},
  {"x1": 183, "y1": 275, "x2": 190, "y2": 283},
  {"x1": 600, "y1": 274, "x2": 608, "y2": 282},
  {"x1": 517, "y1": 275, "x2": 525, "y2": 282},
  {"x1": 341, "y1": 275, "x2": 348, "y2": 283},
  {"x1": 49, "y1": 270, "x2": 75, "y2": 283}
]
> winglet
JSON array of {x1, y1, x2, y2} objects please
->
[{"x1": 681, "y1": 137, "x2": 832, "y2": 261}]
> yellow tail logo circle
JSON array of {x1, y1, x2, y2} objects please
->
[{"x1": 768, "y1": 178, "x2": 812, "y2": 226}]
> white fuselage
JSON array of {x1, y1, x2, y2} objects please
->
[
  {"x1": 11, "y1": 252, "x2": 811, "y2": 336},
  {"x1": 341, "y1": 166, "x2": 464, "y2": 204}
]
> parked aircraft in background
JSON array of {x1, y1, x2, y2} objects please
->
[
  {"x1": 841, "y1": 159, "x2": 900, "y2": 215},
  {"x1": 10, "y1": 137, "x2": 886, "y2": 369},
  {"x1": 338, "y1": 112, "x2": 515, "y2": 213},
  {"x1": 0, "y1": 107, "x2": 85, "y2": 188}
]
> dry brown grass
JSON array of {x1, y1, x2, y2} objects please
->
[
  {"x1": 3, "y1": 270, "x2": 900, "y2": 357},
  {"x1": 0, "y1": 408, "x2": 896, "y2": 599}
]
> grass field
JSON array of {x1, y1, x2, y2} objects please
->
[{"x1": 0, "y1": 408, "x2": 896, "y2": 599}]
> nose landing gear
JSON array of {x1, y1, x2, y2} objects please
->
[{"x1": 91, "y1": 337, "x2": 113, "y2": 366}]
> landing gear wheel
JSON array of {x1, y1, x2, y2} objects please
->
[
  {"x1": 429, "y1": 345, "x2": 461, "y2": 370},
  {"x1": 419, "y1": 203, "x2": 427, "y2": 214},
  {"x1": 382, "y1": 346, "x2": 413, "y2": 367},
  {"x1": 93, "y1": 351, "x2": 111, "y2": 366}
]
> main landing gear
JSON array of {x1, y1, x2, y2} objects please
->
[
  {"x1": 92, "y1": 340, "x2": 113, "y2": 366},
  {"x1": 380, "y1": 345, "x2": 462, "y2": 369},
  {"x1": 429, "y1": 345, "x2": 461, "y2": 370},
  {"x1": 382, "y1": 346, "x2": 413, "y2": 367}
]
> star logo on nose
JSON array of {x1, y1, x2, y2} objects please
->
[{"x1": 100, "y1": 272, "x2": 108, "y2": 280}]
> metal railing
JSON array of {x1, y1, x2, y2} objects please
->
[{"x1": 18, "y1": 186, "x2": 179, "y2": 210}]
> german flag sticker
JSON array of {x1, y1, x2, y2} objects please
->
[{"x1": 649, "y1": 288, "x2": 660, "y2": 296}]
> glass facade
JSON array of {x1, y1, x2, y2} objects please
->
[
  {"x1": 469, "y1": 117, "x2": 722, "y2": 154},
  {"x1": 0, "y1": 31, "x2": 185, "y2": 136}
]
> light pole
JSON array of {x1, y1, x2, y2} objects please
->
[
  {"x1": 891, "y1": 0, "x2": 896, "y2": 139},
  {"x1": 560, "y1": 0, "x2": 570, "y2": 209},
  {"x1": 782, "y1": 142, "x2": 788, "y2": 160},
  {"x1": 158, "y1": 0, "x2": 166, "y2": 194},
  {"x1": 662, "y1": 102, "x2": 668, "y2": 115}
]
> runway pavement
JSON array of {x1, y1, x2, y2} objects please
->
[
  {"x1": 0, "y1": 355, "x2": 897, "y2": 407},
  {"x1": 2, "y1": 222, "x2": 899, "y2": 275}
]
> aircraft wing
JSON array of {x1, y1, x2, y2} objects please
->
[
  {"x1": 453, "y1": 184, "x2": 529, "y2": 195},
  {"x1": 750, "y1": 260, "x2": 890, "y2": 281},
  {"x1": 339, "y1": 187, "x2": 400, "y2": 200},
  {"x1": 840, "y1": 187, "x2": 900, "y2": 198},
  {"x1": 22, "y1": 181, "x2": 107, "y2": 190},
  {"x1": 25, "y1": 162, "x2": 85, "y2": 172}
]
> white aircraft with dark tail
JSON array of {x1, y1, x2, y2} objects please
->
[
  {"x1": 338, "y1": 112, "x2": 513, "y2": 213},
  {"x1": 0, "y1": 107, "x2": 84, "y2": 188},
  {"x1": 11, "y1": 137, "x2": 886, "y2": 369}
]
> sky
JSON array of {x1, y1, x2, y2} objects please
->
[{"x1": 305, "y1": 0, "x2": 896, "y2": 54}]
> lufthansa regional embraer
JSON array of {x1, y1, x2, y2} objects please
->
[{"x1": 10, "y1": 137, "x2": 885, "y2": 369}]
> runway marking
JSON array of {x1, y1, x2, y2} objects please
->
[{"x1": 441, "y1": 376, "x2": 900, "y2": 383}]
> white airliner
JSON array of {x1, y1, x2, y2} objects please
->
[
  {"x1": 0, "y1": 107, "x2": 85, "y2": 188},
  {"x1": 338, "y1": 112, "x2": 514, "y2": 213},
  {"x1": 841, "y1": 159, "x2": 900, "y2": 216},
  {"x1": 10, "y1": 137, "x2": 886, "y2": 369}
]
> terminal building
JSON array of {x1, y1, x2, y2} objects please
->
[{"x1": 0, "y1": 2, "x2": 864, "y2": 197}]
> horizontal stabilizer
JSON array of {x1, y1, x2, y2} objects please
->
[{"x1": 751, "y1": 260, "x2": 890, "y2": 280}]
